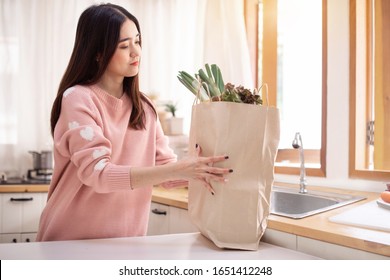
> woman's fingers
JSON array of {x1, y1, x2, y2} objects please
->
[
  {"x1": 195, "y1": 143, "x2": 200, "y2": 155},
  {"x1": 193, "y1": 144, "x2": 232, "y2": 195},
  {"x1": 196, "y1": 144, "x2": 229, "y2": 165},
  {"x1": 195, "y1": 175, "x2": 217, "y2": 195},
  {"x1": 201, "y1": 178, "x2": 215, "y2": 195},
  {"x1": 195, "y1": 165, "x2": 231, "y2": 194},
  {"x1": 206, "y1": 155, "x2": 229, "y2": 163},
  {"x1": 205, "y1": 166, "x2": 233, "y2": 175}
]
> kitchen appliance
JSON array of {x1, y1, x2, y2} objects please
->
[{"x1": 28, "y1": 150, "x2": 53, "y2": 181}]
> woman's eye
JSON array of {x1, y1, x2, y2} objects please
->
[
  {"x1": 120, "y1": 45, "x2": 129, "y2": 49},
  {"x1": 135, "y1": 41, "x2": 140, "y2": 45}
]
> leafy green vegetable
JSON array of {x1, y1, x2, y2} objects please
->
[
  {"x1": 177, "y1": 71, "x2": 208, "y2": 101},
  {"x1": 178, "y1": 63, "x2": 263, "y2": 105}
]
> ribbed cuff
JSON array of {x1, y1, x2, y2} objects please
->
[{"x1": 106, "y1": 164, "x2": 131, "y2": 191}]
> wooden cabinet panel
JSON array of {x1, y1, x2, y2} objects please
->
[
  {"x1": 147, "y1": 202, "x2": 197, "y2": 236},
  {"x1": 1, "y1": 193, "x2": 24, "y2": 233},
  {"x1": 22, "y1": 194, "x2": 45, "y2": 232},
  {"x1": 0, "y1": 192, "x2": 47, "y2": 243},
  {"x1": 21, "y1": 233, "x2": 37, "y2": 243},
  {"x1": 169, "y1": 206, "x2": 198, "y2": 234},
  {"x1": 261, "y1": 228, "x2": 297, "y2": 250},
  {"x1": 0, "y1": 233, "x2": 21, "y2": 243},
  {"x1": 147, "y1": 202, "x2": 170, "y2": 235},
  {"x1": 260, "y1": 228, "x2": 388, "y2": 260}
]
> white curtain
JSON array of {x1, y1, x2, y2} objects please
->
[{"x1": 0, "y1": 0, "x2": 252, "y2": 176}]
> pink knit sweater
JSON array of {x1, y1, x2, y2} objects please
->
[{"x1": 36, "y1": 85, "x2": 177, "y2": 241}]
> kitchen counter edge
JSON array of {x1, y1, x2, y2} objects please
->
[
  {"x1": 151, "y1": 182, "x2": 389, "y2": 257},
  {"x1": 2, "y1": 182, "x2": 389, "y2": 257}
]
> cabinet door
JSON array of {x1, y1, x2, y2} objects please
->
[
  {"x1": 147, "y1": 202, "x2": 170, "y2": 235},
  {"x1": 261, "y1": 228, "x2": 297, "y2": 250},
  {"x1": 297, "y1": 236, "x2": 389, "y2": 260},
  {"x1": 1, "y1": 193, "x2": 44, "y2": 234},
  {"x1": 21, "y1": 193, "x2": 45, "y2": 232},
  {"x1": 0, "y1": 233, "x2": 21, "y2": 243},
  {"x1": 1, "y1": 193, "x2": 23, "y2": 233},
  {"x1": 169, "y1": 206, "x2": 198, "y2": 234},
  {"x1": 21, "y1": 232, "x2": 37, "y2": 243}
]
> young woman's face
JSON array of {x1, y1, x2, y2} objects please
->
[{"x1": 105, "y1": 19, "x2": 141, "y2": 79}]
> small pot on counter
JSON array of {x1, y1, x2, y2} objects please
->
[{"x1": 29, "y1": 150, "x2": 53, "y2": 170}]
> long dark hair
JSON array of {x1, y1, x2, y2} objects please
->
[{"x1": 50, "y1": 3, "x2": 155, "y2": 135}]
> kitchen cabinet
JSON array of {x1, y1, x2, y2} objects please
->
[
  {"x1": 262, "y1": 228, "x2": 389, "y2": 260},
  {"x1": 147, "y1": 202, "x2": 170, "y2": 235},
  {"x1": 0, "y1": 233, "x2": 37, "y2": 243},
  {"x1": 296, "y1": 235, "x2": 389, "y2": 260},
  {"x1": 147, "y1": 202, "x2": 197, "y2": 236},
  {"x1": 0, "y1": 192, "x2": 47, "y2": 243},
  {"x1": 261, "y1": 228, "x2": 297, "y2": 251},
  {"x1": 151, "y1": 183, "x2": 389, "y2": 257},
  {"x1": 169, "y1": 205, "x2": 198, "y2": 234}
]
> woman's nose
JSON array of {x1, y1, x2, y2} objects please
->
[{"x1": 130, "y1": 47, "x2": 140, "y2": 58}]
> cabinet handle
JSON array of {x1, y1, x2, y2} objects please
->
[
  {"x1": 10, "y1": 197, "x2": 34, "y2": 202},
  {"x1": 12, "y1": 238, "x2": 17, "y2": 243},
  {"x1": 152, "y1": 208, "x2": 167, "y2": 215}
]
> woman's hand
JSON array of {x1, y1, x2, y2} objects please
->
[
  {"x1": 175, "y1": 144, "x2": 232, "y2": 195},
  {"x1": 129, "y1": 144, "x2": 232, "y2": 194}
]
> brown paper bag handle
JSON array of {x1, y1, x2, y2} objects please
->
[
  {"x1": 258, "y1": 83, "x2": 269, "y2": 106},
  {"x1": 194, "y1": 77, "x2": 202, "y2": 104},
  {"x1": 194, "y1": 78, "x2": 212, "y2": 105}
]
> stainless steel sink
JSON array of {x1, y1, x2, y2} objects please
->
[{"x1": 270, "y1": 185, "x2": 366, "y2": 219}]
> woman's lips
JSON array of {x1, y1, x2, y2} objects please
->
[{"x1": 130, "y1": 61, "x2": 139, "y2": 66}]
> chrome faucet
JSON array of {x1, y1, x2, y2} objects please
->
[{"x1": 292, "y1": 132, "x2": 307, "y2": 194}]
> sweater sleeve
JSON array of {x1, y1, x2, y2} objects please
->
[
  {"x1": 154, "y1": 113, "x2": 189, "y2": 189},
  {"x1": 155, "y1": 113, "x2": 177, "y2": 166},
  {"x1": 54, "y1": 86, "x2": 131, "y2": 193}
]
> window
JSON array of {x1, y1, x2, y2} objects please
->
[
  {"x1": 245, "y1": 0, "x2": 327, "y2": 176},
  {"x1": 0, "y1": 0, "x2": 19, "y2": 145},
  {"x1": 350, "y1": 0, "x2": 390, "y2": 180}
]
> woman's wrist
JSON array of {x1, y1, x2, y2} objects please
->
[{"x1": 129, "y1": 163, "x2": 178, "y2": 190}]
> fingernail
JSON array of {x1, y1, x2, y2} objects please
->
[
  {"x1": 229, "y1": 169, "x2": 233, "y2": 173},
  {"x1": 225, "y1": 156, "x2": 229, "y2": 159}
]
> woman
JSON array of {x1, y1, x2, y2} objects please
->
[{"x1": 36, "y1": 3, "x2": 231, "y2": 241}]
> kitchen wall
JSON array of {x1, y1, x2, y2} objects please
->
[
  {"x1": 0, "y1": 0, "x2": 252, "y2": 175},
  {"x1": 276, "y1": 0, "x2": 386, "y2": 193},
  {"x1": 1, "y1": 0, "x2": 385, "y2": 192}
]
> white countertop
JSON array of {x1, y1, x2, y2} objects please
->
[{"x1": 0, "y1": 232, "x2": 319, "y2": 260}]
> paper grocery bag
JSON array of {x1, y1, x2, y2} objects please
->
[{"x1": 188, "y1": 101, "x2": 280, "y2": 250}]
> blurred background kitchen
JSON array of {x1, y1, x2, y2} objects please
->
[
  {"x1": 0, "y1": 0, "x2": 252, "y2": 180},
  {"x1": 0, "y1": 0, "x2": 389, "y2": 192}
]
